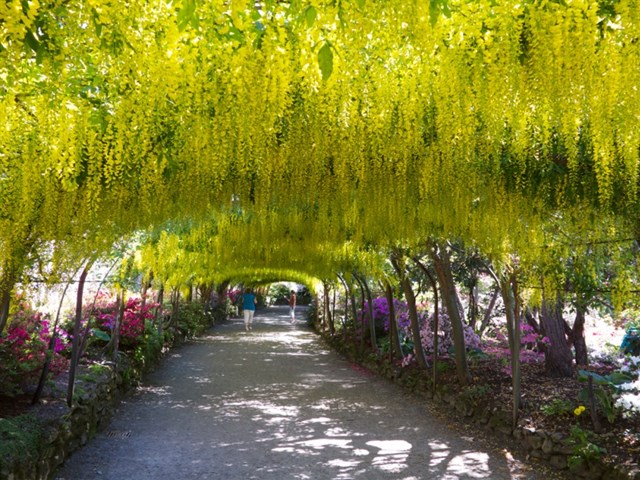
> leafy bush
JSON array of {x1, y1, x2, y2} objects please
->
[
  {"x1": 133, "y1": 320, "x2": 165, "y2": 370},
  {"x1": 212, "y1": 295, "x2": 236, "y2": 322},
  {"x1": 268, "y1": 284, "x2": 291, "y2": 305},
  {"x1": 176, "y1": 301, "x2": 211, "y2": 338},
  {"x1": 566, "y1": 426, "x2": 607, "y2": 470}
]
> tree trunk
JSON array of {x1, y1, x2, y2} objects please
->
[
  {"x1": 540, "y1": 292, "x2": 574, "y2": 378},
  {"x1": 155, "y1": 284, "x2": 165, "y2": 329},
  {"x1": 323, "y1": 281, "x2": 334, "y2": 334},
  {"x1": 33, "y1": 274, "x2": 75, "y2": 404},
  {"x1": 468, "y1": 282, "x2": 479, "y2": 331},
  {"x1": 412, "y1": 257, "x2": 440, "y2": 388},
  {"x1": 331, "y1": 286, "x2": 337, "y2": 331},
  {"x1": 356, "y1": 272, "x2": 377, "y2": 352},
  {"x1": 170, "y1": 288, "x2": 180, "y2": 329},
  {"x1": 322, "y1": 283, "x2": 329, "y2": 332},
  {"x1": 501, "y1": 273, "x2": 521, "y2": 428},
  {"x1": 111, "y1": 288, "x2": 125, "y2": 362},
  {"x1": 337, "y1": 274, "x2": 351, "y2": 339},
  {"x1": 430, "y1": 244, "x2": 470, "y2": 385},
  {"x1": 572, "y1": 304, "x2": 589, "y2": 366},
  {"x1": 391, "y1": 255, "x2": 428, "y2": 370},
  {"x1": 0, "y1": 286, "x2": 12, "y2": 335},
  {"x1": 67, "y1": 263, "x2": 91, "y2": 407},
  {"x1": 355, "y1": 275, "x2": 366, "y2": 351},
  {"x1": 384, "y1": 280, "x2": 402, "y2": 361},
  {"x1": 0, "y1": 263, "x2": 19, "y2": 334},
  {"x1": 478, "y1": 285, "x2": 500, "y2": 336},
  {"x1": 141, "y1": 271, "x2": 153, "y2": 308}
]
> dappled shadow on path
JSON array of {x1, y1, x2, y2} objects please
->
[{"x1": 55, "y1": 306, "x2": 551, "y2": 480}]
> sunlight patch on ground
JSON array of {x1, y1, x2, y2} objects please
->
[
  {"x1": 428, "y1": 440, "x2": 451, "y2": 468},
  {"x1": 241, "y1": 330, "x2": 316, "y2": 347},
  {"x1": 326, "y1": 458, "x2": 362, "y2": 468},
  {"x1": 136, "y1": 385, "x2": 171, "y2": 396},
  {"x1": 298, "y1": 438, "x2": 353, "y2": 449},
  {"x1": 367, "y1": 440, "x2": 412, "y2": 473},
  {"x1": 299, "y1": 416, "x2": 333, "y2": 425},
  {"x1": 442, "y1": 451, "x2": 491, "y2": 479},
  {"x1": 367, "y1": 440, "x2": 412, "y2": 452},
  {"x1": 187, "y1": 375, "x2": 212, "y2": 384},
  {"x1": 324, "y1": 426, "x2": 351, "y2": 437},
  {"x1": 222, "y1": 399, "x2": 300, "y2": 418}
]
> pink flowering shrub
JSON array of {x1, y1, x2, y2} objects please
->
[
  {"x1": 91, "y1": 296, "x2": 158, "y2": 348},
  {"x1": 0, "y1": 301, "x2": 70, "y2": 397},
  {"x1": 521, "y1": 323, "x2": 551, "y2": 350},
  {"x1": 483, "y1": 323, "x2": 549, "y2": 376}
]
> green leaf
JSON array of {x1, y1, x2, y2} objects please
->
[
  {"x1": 91, "y1": 329, "x2": 111, "y2": 342},
  {"x1": 578, "y1": 369, "x2": 608, "y2": 385},
  {"x1": 317, "y1": 42, "x2": 333, "y2": 81},
  {"x1": 305, "y1": 6, "x2": 317, "y2": 28},
  {"x1": 607, "y1": 371, "x2": 633, "y2": 385},
  {"x1": 356, "y1": 0, "x2": 365, "y2": 7},
  {"x1": 177, "y1": 0, "x2": 197, "y2": 32},
  {"x1": 429, "y1": 0, "x2": 440, "y2": 27}
]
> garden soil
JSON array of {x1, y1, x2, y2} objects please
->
[{"x1": 54, "y1": 306, "x2": 568, "y2": 480}]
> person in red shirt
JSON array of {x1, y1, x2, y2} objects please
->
[{"x1": 287, "y1": 290, "x2": 297, "y2": 323}]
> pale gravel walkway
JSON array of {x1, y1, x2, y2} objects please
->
[{"x1": 54, "y1": 306, "x2": 566, "y2": 480}]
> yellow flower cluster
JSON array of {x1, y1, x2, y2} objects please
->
[{"x1": 1, "y1": 0, "x2": 639, "y2": 287}]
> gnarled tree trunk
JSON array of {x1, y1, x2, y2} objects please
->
[
  {"x1": 430, "y1": 244, "x2": 470, "y2": 385},
  {"x1": 540, "y1": 292, "x2": 574, "y2": 378},
  {"x1": 391, "y1": 255, "x2": 428, "y2": 370},
  {"x1": 571, "y1": 304, "x2": 589, "y2": 366}
]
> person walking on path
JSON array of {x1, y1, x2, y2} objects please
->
[
  {"x1": 242, "y1": 288, "x2": 257, "y2": 331},
  {"x1": 286, "y1": 289, "x2": 297, "y2": 323}
]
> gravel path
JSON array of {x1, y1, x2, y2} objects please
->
[{"x1": 54, "y1": 306, "x2": 565, "y2": 480}]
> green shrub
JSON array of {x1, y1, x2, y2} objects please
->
[
  {"x1": 566, "y1": 426, "x2": 607, "y2": 470},
  {"x1": 134, "y1": 320, "x2": 165, "y2": 370},
  {"x1": 176, "y1": 302, "x2": 211, "y2": 338}
]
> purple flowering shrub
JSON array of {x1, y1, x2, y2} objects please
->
[
  {"x1": 357, "y1": 297, "x2": 410, "y2": 331},
  {"x1": 0, "y1": 300, "x2": 70, "y2": 397},
  {"x1": 418, "y1": 311, "x2": 482, "y2": 358},
  {"x1": 358, "y1": 297, "x2": 482, "y2": 361}
]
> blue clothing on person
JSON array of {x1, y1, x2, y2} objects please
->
[{"x1": 243, "y1": 293, "x2": 256, "y2": 311}]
